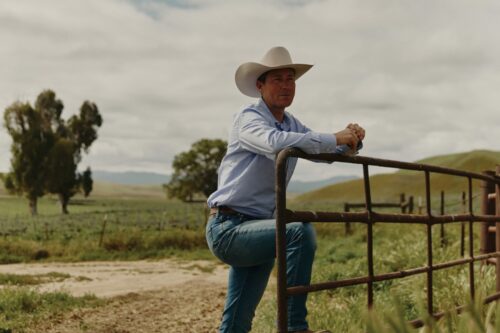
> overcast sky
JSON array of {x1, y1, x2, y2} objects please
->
[{"x1": 1, "y1": 0, "x2": 499, "y2": 181}]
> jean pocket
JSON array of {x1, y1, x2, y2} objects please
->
[{"x1": 206, "y1": 215, "x2": 228, "y2": 250}]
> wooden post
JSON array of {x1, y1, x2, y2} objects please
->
[
  {"x1": 99, "y1": 214, "x2": 108, "y2": 247},
  {"x1": 408, "y1": 196, "x2": 414, "y2": 214},
  {"x1": 44, "y1": 222, "x2": 49, "y2": 241},
  {"x1": 344, "y1": 203, "x2": 352, "y2": 235},
  {"x1": 418, "y1": 196, "x2": 423, "y2": 214},
  {"x1": 400, "y1": 193, "x2": 406, "y2": 213}
]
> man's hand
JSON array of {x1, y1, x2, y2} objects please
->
[
  {"x1": 347, "y1": 123, "x2": 365, "y2": 141},
  {"x1": 334, "y1": 123, "x2": 365, "y2": 149}
]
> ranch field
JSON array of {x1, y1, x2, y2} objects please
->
[{"x1": 0, "y1": 189, "x2": 498, "y2": 332}]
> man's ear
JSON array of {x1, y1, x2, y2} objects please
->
[{"x1": 256, "y1": 81, "x2": 263, "y2": 91}]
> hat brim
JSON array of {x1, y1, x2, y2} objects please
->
[{"x1": 235, "y1": 62, "x2": 313, "y2": 98}]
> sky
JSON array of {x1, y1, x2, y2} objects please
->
[{"x1": 1, "y1": 0, "x2": 499, "y2": 181}]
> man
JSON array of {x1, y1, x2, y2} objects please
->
[{"x1": 206, "y1": 46, "x2": 365, "y2": 333}]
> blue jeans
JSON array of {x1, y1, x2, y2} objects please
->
[{"x1": 206, "y1": 211, "x2": 317, "y2": 333}]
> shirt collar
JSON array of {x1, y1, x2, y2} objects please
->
[{"x1": 256, "y1": 98, "x2": 290, "y2": 125}]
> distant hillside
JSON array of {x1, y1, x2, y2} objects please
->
[
  {"x1": 288, "y1": 175, "x2": 358, "y2": 193},
  {"x1": 92, "y1": 170, "x2": 355, "y2": 193},
  {"x1": 90, "y1": 181, "x2": 165, "y2": 199},
  {"x1": 92, "y1": 170, "x2": 170, "y2": 185},
  {"x1": 295, "y1": 150, "x2": 500, "y2": 204}
]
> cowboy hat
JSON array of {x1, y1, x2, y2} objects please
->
[{"x1": 235, "y1": 46, "x2": 313, "y2": 97}]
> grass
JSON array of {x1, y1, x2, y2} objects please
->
[
  {"x1": 0, "y1": 272, "x2": 71, "y2": 286},
  {"x1": 0, "y1": 196, "x2": 212, "y2": 263},
  {"x1": 251, "y1": 218, "x2": 498, "y2": 332},
  {"x1": 0, "y1": 287, "x2": 101, "y2": 332},
  {"x1": 0, "y1": 152, "x2": 498, "y2": 332}
]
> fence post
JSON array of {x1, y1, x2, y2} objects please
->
[
  {"x1": 495, "y1": 166, "x2": 500, "y2": 292},
  {"x1": 440, "y1": 191, "x2": 445, "y2": 247},
  {"x1": 344, "y1": 203, "x2": 352, "y2": 235},
  {"x1": 400, "y1": 193, "x2": 406, "y2": 213},
  {"x1": 44, "y1": 222, "x2": 49, "y2": 241},
  {"x1": 408, "y1": 196, "x2": 414, "y2": 214},
  {"x1": 99, "y1": 214, "x2": 108, "y2": 247},
  {"x1": 481, "y1": 171, "x2": 496, "y2": 255},
  {"x1": 460, "y1": 192, "x2": 466, "y2": 257}
]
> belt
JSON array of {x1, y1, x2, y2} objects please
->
[{"x1": 209, "y1": 206, "x2": 239, "y2": 217}]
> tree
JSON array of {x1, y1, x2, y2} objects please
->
[
  {"x1": 81, "y1": 167, "x2": 93, "y2": 198},
  {"x1": 44, "y1": 139, "x2": 80, "y2": 214},
  {"x1": 165, "y1": 138, "x2": 227, "y2": 202},
  {"x1": 45, "y1": 99, "x2": 102, "y2": 213},
  {"x1": 2, "y1": 90, "x2": 102, "y2": 215},
  {"x1": 3, "y1": 101, "x2": 54, "y2": 215}
]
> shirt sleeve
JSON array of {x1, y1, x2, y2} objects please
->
[{"x1": 237, "y1": 110, "x2": 337, "y2": 159}]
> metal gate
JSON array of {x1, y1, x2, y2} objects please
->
[{"x1": 275, "y1": 148, "x2": 500, "y2": 332}]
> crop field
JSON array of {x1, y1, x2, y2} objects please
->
[
  {"x1": 0, "y1": 191, "x2": 499, "y2": 332},
  {"x1": 0, "y1": 195, "x2": 211, "y2": 265}
]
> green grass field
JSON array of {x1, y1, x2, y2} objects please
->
[{"x1": 0, "y1": 149, "x2": 498, "y2": 332}]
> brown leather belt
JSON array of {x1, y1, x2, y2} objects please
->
[{"x1": 209, "y1": 206, "x2": 239, "y2": 216}]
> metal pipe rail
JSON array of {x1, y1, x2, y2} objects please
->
[{"x1": 275, "y1": 148, "x2": 500, "y2": 332}]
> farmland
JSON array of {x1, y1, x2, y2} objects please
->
[{"x1": 0, "y1": 149, "x2": 499, "y2": 332}]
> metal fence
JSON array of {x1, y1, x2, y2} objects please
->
[{"x1": 275, "y1": 148, "x2": 500, "y2": 332}]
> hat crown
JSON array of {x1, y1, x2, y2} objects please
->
[{"x1": 260, "y1": 46, "x2": 293, "y2": 67}]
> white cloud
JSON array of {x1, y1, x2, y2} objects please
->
[{"x1": 1, "y1": 0, "x2": 499, "y2": 181}]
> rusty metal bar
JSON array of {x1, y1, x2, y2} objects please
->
[
  {"x1": 274, "y1": 149, "x2": 500, "y2": 331},
  {"x1": 285, "y1": 148, "x2": 499, "y2": 182},
  {"x1": 287, "y1": 252, "x2": 500, "y2": 296},
  {"x1": 461, "y1": 192, "x2": 466, "y2": 257},
  {"x1": 275, "y1": 151, "x2": 288, "y2": 333},
  {"x1": 481, "y1": 171, "x2": 497, "y2": 255},
  {"x1": 409, "y1": 291, "x2": 500, "y2": 328},
  {"x1": 440, "y1": 191, "x2": 445, "y2": 247},
  {"x1": 425, "y1": 171, "x2": 434, "y2": 315},
  {"x1": 286, "y1": 210, "x2": 499, "y2": 224},
  {"x1": 363, "y1": 164, "x2": 374, "y2": 307},
  {"x1": 496, "y1": 166, "x2": 500, "y2": 292},
  {"x1": 345, "y1": 202, "x2": 403, "y2": 209},
  {"x1": 468, "y1": 177, "x2": 475, "y2": 299}
]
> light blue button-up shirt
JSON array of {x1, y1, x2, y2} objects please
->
[{"x1": 207, "y1": 98, "x2": 358, "y2": 219}]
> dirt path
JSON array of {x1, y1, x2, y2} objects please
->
[{"x1": 0, "y1": 260, "x2": 230, "y2": 332}]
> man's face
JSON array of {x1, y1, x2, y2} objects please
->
[{"x1": 256, "y1": 68, "x2": 296, "y2": 111}]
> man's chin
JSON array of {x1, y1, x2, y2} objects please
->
[{"x1": 278, "y1": 98, "x2": 294, "y2": 107}]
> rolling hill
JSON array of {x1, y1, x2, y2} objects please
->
[{"x1": 294, "y1": 150, "x2": 500, "y2": 205}]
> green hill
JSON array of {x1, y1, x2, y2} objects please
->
[
  {"x1": 0, "y1": 178, "x2": 165, "y2": 199},
  {"x1": 294, "y1": 150, "x2": 500, "y2": 205}
]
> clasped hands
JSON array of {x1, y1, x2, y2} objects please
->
[{"x1": 334, "y1": 123, "x2": 365, "y2": 153}]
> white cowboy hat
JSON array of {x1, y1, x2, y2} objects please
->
[{"x1": 235, "y1": 46, "x2": 313, "y2": 97}]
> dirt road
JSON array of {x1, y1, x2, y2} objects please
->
[{"x1": 0, "y1": 260, "x2": 229, "y2": 332}]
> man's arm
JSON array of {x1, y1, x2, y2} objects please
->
[{"x1": 238, "y1": 110, "x2": 337, "y2": 159}]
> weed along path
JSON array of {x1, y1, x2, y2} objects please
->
[{"x1": 0, "y1": 259, "x2": 229, "y2": 332}]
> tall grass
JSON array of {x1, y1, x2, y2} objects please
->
[
  {"x1": 0, "y1": 287, "x2": 101, "y2": 332},
  {"x1": 0, "y1": 197, "x2": 211, "y2": 263},
  {"x1": 252, "y1": 211, "x2": 497, "y2": 332}
]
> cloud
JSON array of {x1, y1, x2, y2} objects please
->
[{"x1": 0, "y1": 0, "x2": 499, "y2": 182}]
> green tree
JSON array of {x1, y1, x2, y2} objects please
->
[
  {"x1": 45, "y1": 99, "x2": 102, "y2": 213},
  {"x1": 3, "y1": 101, "x2": 55, "y2": 215},
  {"x1": 165, "y1": 138, "x2": 227, "y2": 202},
  {"x1": 2, "y1": 90, "x2": 102, "y2": 215},
  {"x1": 81, "y1": 167, "x2": 93, "y2": 198}
]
